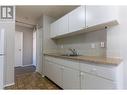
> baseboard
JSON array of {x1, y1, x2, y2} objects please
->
[
  {"x1": 22, "y1": 64, "x2": 34, "y2": 67},
  {"x1": 15, "y1": 64, "x2": 34, "y2": 68},
  {"x1": 35, "y1": 69, "x2": 38, "y2": 72},
  {"x1": 35, "y1": 71, "x2": 45, "y2": 77},
  {"x1": 42, "y1": 75, "x2": 45, "y2": 78},
  {"x1": 4, "y1": 82, "x2": 15, "y2": 88}
]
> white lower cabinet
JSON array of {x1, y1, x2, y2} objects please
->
[
  {"x1": 51, "y1": 64, "x2": 63, "y2": 87},
  {"x1": 80, "y1": 72, "x2": 116, "y2": 89},
  {"x1": 44, "y1": 57, "x2": 80, "y2": 89},
  {"x1": 44, "y1": 60, "x2": 62, "y2": 87},
  {"x1": 62, "y1": 67, "x2": 80, "y2": 89},
  {"x1": 44, "y1": 60, "x2": 54, "y2": 80},
  {"x1": 44, "y1": 56, "x2": 123, "y2": 89}
]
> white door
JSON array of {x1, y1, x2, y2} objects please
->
[
  {"x1": 0, "y1": 56, "x2": 4, "y2": 89},
  {"x1": 0, "y1": 29, "x2": 5, "y2": 54},
  {"x1": 62, "y1": 67, "x2": 80, "y2": 89},
  {"x1": 15, "y1": 31, "x2": 23, "y2": 67},
  {"x1": 33, "y1": 31, "x2": 36, "y2": 66},
  {"x1": 80, "y1": 72, "x2": 116, "y2": 89},
  {"x1": 0, "y1": 29, "x2": 5, "y2": 89}
]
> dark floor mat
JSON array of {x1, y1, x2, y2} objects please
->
[{"x1": 15, "y1": 65, "x2": 36, "y2": 75}]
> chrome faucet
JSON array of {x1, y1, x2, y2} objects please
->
[{"x1": 69, "y1": 48, "x2": 78, "y2": 56}]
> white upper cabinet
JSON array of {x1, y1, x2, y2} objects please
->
[
  {"x1": 50, "y1": 6, "x2": 118, "y2": 39},
  {"x1": 68, "y1": 6, "x2": 85, "y2": 33},
  {"x1": 44, "y1": 59, "x2": 63, "y2": 87},
  {"x1": 86, "y1": 6, "x2": 118, "y2": 28},
  {"x1": 58, "y1": 14, "x2": 69, "y2": 35},
  {"x1": 50, "y1": 14, "x2": 68, "y2": 38},
  {"x1": 50, "y1": 21, "x2": 59, "y2": 38}
]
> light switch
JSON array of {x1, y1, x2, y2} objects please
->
[
  {"x1": 61, "y1": 45, "x2": 63, "y2": 48},
  {"x1": 91, "y1": 43, "x2": 95, "y2": 48},
  {"x1": 100, "y1": 42, "x2": 105, "y2": 48}
]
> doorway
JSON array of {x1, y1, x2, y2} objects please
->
[
  {"x1": 14, "y1": 25, "x2": 36, "y2": 77},
  {"x1": 14, "y1": 25, "x2": 43, "y2": 74},
  {"x1": 33, "y1": 27, "x2": 43, "y2": 74}
]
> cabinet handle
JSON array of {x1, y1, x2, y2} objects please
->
[
  {"x1": 80, "y1": 72, "x2": 84, "y2": 79},
  {"x1": 93, "y1": 68, "x2": 97, "y2": 71},
  {"x1": 91, "y1": 68, "x2": 97, "y2": 75},
  {"x1": 61, "y1": 66, "x2": 64, "y2": 70},
  {"x1": 80, "y1": 72, "x2": 84, "y2": 76},
  {"x1": 86, "y1": 26, "x2": 88, "y2": 28}
]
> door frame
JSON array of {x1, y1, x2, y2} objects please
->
[{"x1": 36, "y1": 27, "x2": 43, "y2": 74}]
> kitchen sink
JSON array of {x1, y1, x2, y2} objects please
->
[
  {"x1": 60, "y1": 48, "x2": 81, "y2": 57},
  {"x1": 61, "y1": 54, "x2": 81, "y2": 57}
]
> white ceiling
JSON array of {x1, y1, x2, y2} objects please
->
[{"x1": 16, "y1": 6, "x2": 78, "y2": 26}]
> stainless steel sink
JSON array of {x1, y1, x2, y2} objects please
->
[
  {"x1": 61, "y1": 54, "x2": 81, "y2": 57},
  {"x1": 61, "y1": 48, "x2": 81, "y2": 57}
]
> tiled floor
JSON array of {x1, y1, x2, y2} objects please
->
[{"x1": 5, "y1": 66, "x2": 61, "y2": 90}]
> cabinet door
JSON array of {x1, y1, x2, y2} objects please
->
[
  {"x1": 58, "y1": 14, "x2": 69, "y2": 36},
  {"x1": 50, "y1": 15, "x2": 68, "y2": 38},
  {"x1": 44, "y1": 60, "x2": 62, "y2": 87},
  {"x1": 69, "y1": 6, "x2": 85, "y2": 33},
  {"x1": 86, "y1": 6, "x2": 118, "y2": 28},
  {"x1": 51, "y1": 63, "x2": 63, "y2": 87},
  {"x1": 63, "y1": 67, "x2": 80, "y2": 89},
  {"x1": 80, "y1": 72, "x2": 116, "y2": 89},
  {"x1": 0, "y1": 56, "x2": 4, "y2": 89},
  {"x1": 50, "y1": 21, "x2": 59, "y2": 38},
  {"x1": 44, "y1": 60, "x2": 54, "y2": 80}
]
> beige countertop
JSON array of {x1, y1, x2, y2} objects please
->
[{"x1": 44, "y1": 53, "x2": 122, "y2": 65}]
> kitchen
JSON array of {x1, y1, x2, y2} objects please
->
[
  {"x1": 0, "y1": 5, "x2": 127, "y2": 90},
  {"x1": 43, "y1": 6, "x2": 123, "y2": 89}
]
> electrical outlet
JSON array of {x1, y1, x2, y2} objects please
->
[
  {"x1": 91, "y1": 43, "x2": 95, "y2": 48},
  {"x1": 100, "y1": 42, "x2": 105, "y2": 48},
  {"x1": 61, "y1": 45, "x2": 63, "y2": 48}
]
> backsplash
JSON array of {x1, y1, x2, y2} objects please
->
[{"x1": 56, "y1": 29, "x2": 107, "y2": 57}]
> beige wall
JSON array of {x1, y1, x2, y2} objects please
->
[
  {"x1": 42, "y1": 15, "x2": 57, "y2": 53},
  {"x1": 56, "y1": 30, "x2": 107, "y2": 57},
  {"x1": 107, "y1": 6, "x2": 127, "y2": 89},
  {"x1": 15, "y1": 25, "x2": 33, "y2": 66},
  {"x1": 36, "y1": 27, "x2": 43, "y2": 74},
  {"x1": 41, "y1": 15, "x2": 57, "y2": 74}
]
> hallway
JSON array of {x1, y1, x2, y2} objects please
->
[{"x1": 5, "y1": 66, "x2": 61, "y2": 89}]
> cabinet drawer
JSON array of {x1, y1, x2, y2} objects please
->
[
  {"x1": 59, "y1": 58, "x2": 79, "y2": 70},
  {"x1": 45, "y1": 56, "x2": 61, "y2": 65},
  {"x1": 80, "y1": 62, "x2": 116, "y2": 81},
  {"x1": 45, "y1": 56, "x2": 79, "y2": 70},
  {"x1": 81, "y1": 72, "x2": 116, "y2": 89}
]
